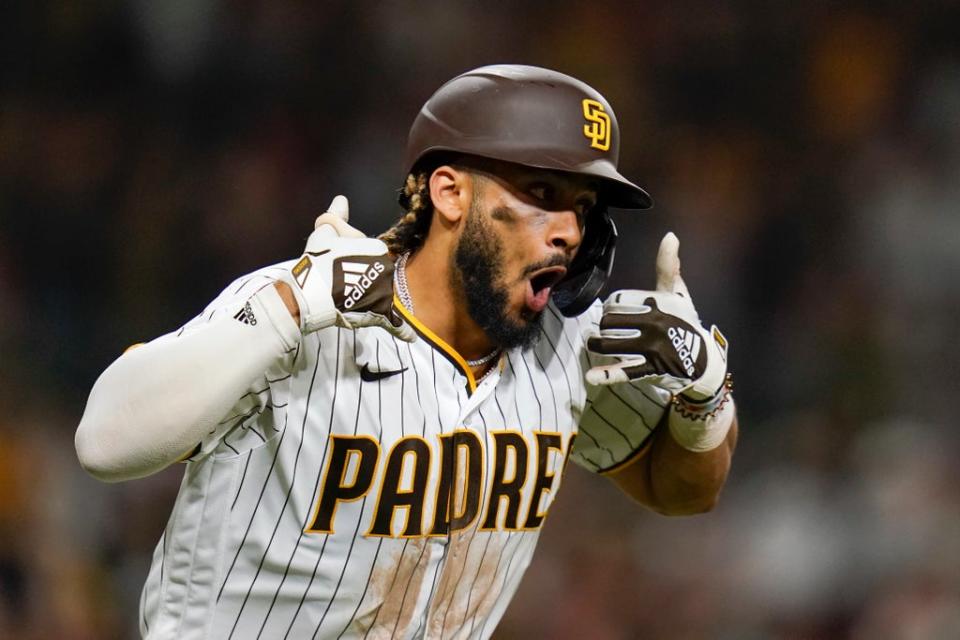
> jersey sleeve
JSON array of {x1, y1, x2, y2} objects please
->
[
  {"x1": 568, "y1": 300, "x2": 671, "y2": 474},
  {"x1": 164, "y1": 262, "x2": 299, "y2": 460}
]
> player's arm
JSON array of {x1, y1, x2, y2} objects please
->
[
  {"x1": 75, "y1": 198, "x2": 413, "y2": 482},
  {"x1": 75, "y1": 282, "x2": 300, "y2": 482},
  {"x1": 582, "y1": 232, "x2": 737, "y2": 515},
  {"x1": 606, "y1": 400, "x2": 737, "y2": 515}
]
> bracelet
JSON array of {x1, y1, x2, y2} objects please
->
[{"x1": 671, "y1": 373, "x2": 734, "y2": 421}]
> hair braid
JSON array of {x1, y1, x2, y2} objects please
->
[{"x1": 380, "y1": 171, "x2": 433, "y2": 255}]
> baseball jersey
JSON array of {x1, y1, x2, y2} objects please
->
[{"x1": 139, "y1": 261, "x2": 668, "y2": 640}]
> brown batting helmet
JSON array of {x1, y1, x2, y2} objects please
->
[{"x1": 404, "y1": 64, "x2": 652, "y2": 210}]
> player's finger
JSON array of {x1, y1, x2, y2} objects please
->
[
  {"x1": 313, "y1": 195, "x2": 355, "y2": 233},
  {"x1": 655, "y1": 232, "x2": 679, "y2": 292},
  {"x1": 327, "y1": 194, "x2": 349, "y2": 221},
  {"x1": 585, "y1": 359, "x2": 646, "y2": 386},
  {"x1": 312, "y1": 213, "x2": 364, "y2": 236},
  {"x1": 655, "y1": 231, "x2": 691, "y2": 297}
]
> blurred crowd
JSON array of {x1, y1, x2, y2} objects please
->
[{"x1": 2, "y1": 1, "x2": 959, "y2": 638}]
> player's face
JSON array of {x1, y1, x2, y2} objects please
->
[{"x1": 453, "y1": 163, "x2": 595, "y2": 349}]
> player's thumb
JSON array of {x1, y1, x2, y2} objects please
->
[
  {"x1": 655, "y1": 231, "x2": 691, "y2": 297},
  {"x1": 327, "y1": 195, "x2": 349, "y2": 222},
  {"x1": 311, "y1": 195, "x2": 365, "y2": 240},
  {"x1": 655, "y1": 232, "x2": 680, "y2": 291}
]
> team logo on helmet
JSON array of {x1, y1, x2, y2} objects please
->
[{"x1": 582, "y1": 99, "x2": 611, "y2": 151}]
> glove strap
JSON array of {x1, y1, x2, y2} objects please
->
[{"x1": 668, "y1": 374, "x2": 735, "y2": 452}]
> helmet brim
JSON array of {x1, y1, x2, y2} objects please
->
[{"x1": 581, "y1": 160, "x2": 653, "y2": 210}]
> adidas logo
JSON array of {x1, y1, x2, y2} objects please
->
[
  {"x1": 341, "y1": 260, "x2": 386, "y2": 309},
  {"x1": 667, "y1": 326, "x2": 700, "y2": 376},
  {"x1": 233, "y1": 302, "x2": 258, "y2": 326}
]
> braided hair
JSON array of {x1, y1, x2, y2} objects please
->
[{"x1": 379, "y1": 171, "x2": 433, "y2": 255}]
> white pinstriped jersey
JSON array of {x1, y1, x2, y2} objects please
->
[{"x1": 140, "y1": 261, "x2": 668, "y2": 640}]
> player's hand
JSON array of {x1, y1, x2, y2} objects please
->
[
  {"x1": 282, "y1": 196, "x2": 415, "y2": 342},
  {"x1": 585, "y1": 232, "x2": 728, "y2": 401}
]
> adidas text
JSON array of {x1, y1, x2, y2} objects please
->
[
  {"x1": 667, "y1": 326, "x2": 700, "y2": 376},
  {"x1": 343, "y1": 261, "x2": 386, "y2": 309}
]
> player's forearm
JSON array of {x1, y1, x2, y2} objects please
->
[
  {"x1": 611, "y1": 404, "x2": 737, "y2": 515},
  {"x1": 646, "y1": 410, "x2": 737, "y2": 515},
  {"x1": 75, "y1": 285, "x2": 300, "y2": 482}
]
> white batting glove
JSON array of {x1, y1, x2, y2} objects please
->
[
  {"x1": 281, "y1": 196, "x2": 415, "y2": 342},
  {"x1": 586, "y1": 232, "x2": 729, "y2": 401}
]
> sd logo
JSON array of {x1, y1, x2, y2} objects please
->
[{"x1": 582, "y1": 99, "x2": 611, "y2": 151}]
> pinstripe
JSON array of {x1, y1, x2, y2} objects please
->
[
  {"x1": 285, "y1": 330, "x2": 364, "y2": 637},
  {"x1": 362, "y1": 538, "x2": 408, "y2": 640},
  {"x1": 335, "y1": 537, "x2": 385, "y2": 639},
  {"x1": 231, "y1": 453, "x2": 253, "y2": 511},
  {"x1": 534, "y1": 333, "x2": 567, "y2": 443},
  {"x1": 309, "y1": 330, "x2": 377, "y2": 638},
  {"x1": 335, "y1": 338, "x2": 388, "y2": 637},
  {"x1": 440, "y1": 405, "x2": 492, "y2": 637},
  {"x1": 518, "y1": 352, "x2": 544, "y2": 428},
  {"x1": 605, "y1": 385, "x2": 658, "y2": 427},
  {"x1": 411, "y1": 349, "x2": 451, "y2": 639},
  {"x1": 375, "y1": 337, "x2": 412, "y2": 639},
  {"x1": 465, "y1": 531, "x2": 495, "y2": 637},
  {"x1": 460, "y1": 406, "x2": 493, "y2": 636},
  {"x1": 571, "y1": 426, "x2": 606, "y2": 470},
  {"x1": 504, "y1": 355, "x2": 524, "y2": 426},
  {"x1": 414, "y1": 555, "x2": 445, "y2": 639},
  {"x1": 392, "y1": 538, "x2": 430, "y2": 639},
  {"x1": 406, "y1": 339, "x2": 428, "y2": 437},
  {"x1": 388, "y1": 341, "x2": 432, "y2": 638},
  {"x1": 394, "y1": 336, "x2": 407, "y2": 438},
  {"x1": 584, "y1": 403, "x2": 637, "y2": 448},
  {"x1": 225, "y1": 336, "x2": 332, "y2": 638},
  {"x1": 548, "y1": 305, "x2": 590, "y2": 385},
  {"x1": 178, "y1": 461, "x2": 220, "y2": 636},
  {"x1": 476, "y1": 531, "x2": 524, "y2": 640}
]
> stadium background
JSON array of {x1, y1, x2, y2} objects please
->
[{"x1": 2, "y1": 1, "x2": 959, "y2": 637}]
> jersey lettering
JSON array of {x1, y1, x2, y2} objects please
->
[
  {"x1": 480, "y1": 432, "x2": 528, "y2": 531},
  {"x1": 523, "y1": 432, "x2": 564, "y2": 529},
  {"x1": 430, "y1": 430, "x2": 484, "y2": 535},
  {"x1": 305, "y1": 435, "x2": 380, "y2": 533},
  {"x1": 308, "y1": 429, "x2": 565, "y2": 537},
  {"x1": 367, "y1": 436, "x2": 431, "y2": 537}
]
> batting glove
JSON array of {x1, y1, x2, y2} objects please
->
[
  {"x1": 586, "y1": 232, "x2": 729, "y2": 401},
  {"x1": 281, "y1": 196, "x2": 415, "y2": 342}
]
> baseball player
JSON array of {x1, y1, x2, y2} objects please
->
[{"x1": 76, "y1": 65, "x2": 737, "y2": 639}]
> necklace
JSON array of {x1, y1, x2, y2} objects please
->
[
  {"x1": 394, "y1": 252, "x2": 415, "y2": 315},
  {"x1": 395, "y1": 252, "x2": 501, "y2": 368}
]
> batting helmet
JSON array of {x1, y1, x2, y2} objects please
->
[{"x1": 404, "y1": 64, "x2": 653, "y2": 316}]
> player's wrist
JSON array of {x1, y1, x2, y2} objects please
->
[
  {"x1": 273, "y1": 281, "x2": 301, "y2": 324},
  {"x1": 668, "y1": 376, "x2": 735, "y2": 452},
  {"x1": 249, "y1": 283, "x2": 302, "y2": 351}
]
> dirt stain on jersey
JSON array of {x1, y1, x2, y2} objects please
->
[
  {"x1": 428, "y1": 529, "x2": 514, "y2": 638},
  {"x1": 360, "y1": 539, "x2": 429, "y2": 639},
  {"x1": 460, "y1": 531, "x2": 515, "y2": 633}
]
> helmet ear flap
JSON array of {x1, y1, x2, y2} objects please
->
[{"x1": 552, "y1": 212, "x2": 617, "y2": 317}]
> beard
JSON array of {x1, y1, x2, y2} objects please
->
[{"x1": 452, "y1": 204, "x2": 547, "y2": 351}]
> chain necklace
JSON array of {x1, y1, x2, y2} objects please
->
[{"x1": 395, "y1": 252, "x2": 501, "y2": 368}]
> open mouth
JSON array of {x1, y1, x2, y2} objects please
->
[
  {"x1": 529, "y1": 266, "x2": 567, "y2": 294},
  {"x1": 525, "y1": 266, "x2": 567, "y2": 312}
]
